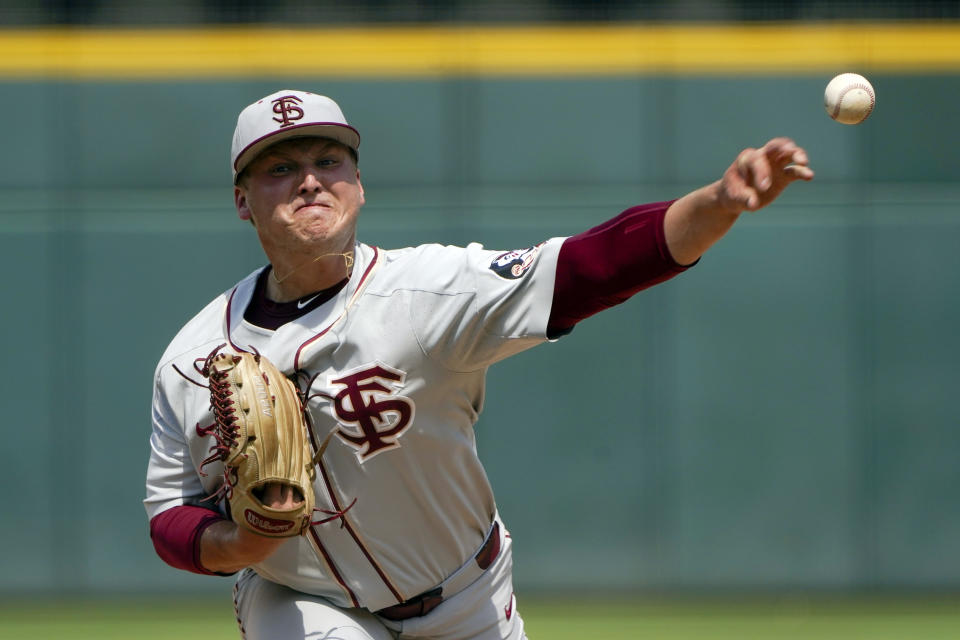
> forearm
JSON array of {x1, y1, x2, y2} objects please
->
[
  {"x1": 663, "y1": 180, "x2": 742, "y2": 267},
  {"x1": 150, "y1": 504, "x2": 286, "y2": 575},
  {"x1": 199, "y1": 518, "x2": 288, "y2": 574}
]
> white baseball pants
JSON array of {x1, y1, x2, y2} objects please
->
[{"x1": 232, "y1": 531, "x2": 527, "y2": 640}]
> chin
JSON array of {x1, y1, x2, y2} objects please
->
[{"x1": 301, "y1": 228, "x2": 350, "y2": 248}]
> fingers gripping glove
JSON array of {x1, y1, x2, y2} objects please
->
[{"x1": 203, "y1": 350, "x2": 316, "y2": 537}]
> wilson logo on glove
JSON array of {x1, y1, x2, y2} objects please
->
[{"x1": 245, "y1": 509, "x2": 297, "y2": 535}]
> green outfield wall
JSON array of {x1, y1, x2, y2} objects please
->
[{"x1": 2, "y1": 24, "x2": 959, "y2": 595}]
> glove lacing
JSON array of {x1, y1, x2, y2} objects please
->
[{"x1": 173, "y1": 343, "x2": 245, "y2": 503}]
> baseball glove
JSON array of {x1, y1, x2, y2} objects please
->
[{"x1": 201, "y1": 349, "x2": 316, "y2": 537}]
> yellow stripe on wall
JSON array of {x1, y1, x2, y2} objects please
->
[{"x1": 1, "y1": 22, "x2": 958, "y2": 78}]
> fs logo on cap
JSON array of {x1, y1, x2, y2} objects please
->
[
  {"x1": 272, "y1": 95, "x2": 305, "y2": 128},
  {"x1": 231, "y1": 89, "x2": 361, "y2": 182}
]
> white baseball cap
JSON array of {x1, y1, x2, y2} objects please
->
[{"x1": 231, "y1": 89, "x2": 361, "y2": 182}]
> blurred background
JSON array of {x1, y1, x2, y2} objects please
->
[{"x1": 2, "y1": 0, "x2": 958, "y2": 626}]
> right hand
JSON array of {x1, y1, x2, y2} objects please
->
[
  {"x1": 715, "y1": 137, "x2": 814, "y2": 214},
  {"x1": 664, "y1": 137, "x2": 814, "y2": 265}
]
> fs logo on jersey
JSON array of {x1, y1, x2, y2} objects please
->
[
  {"x1": 329, "y1": 363, "x2": 416, "y2": 462},
  {"x1": 489, "y1": 244, "x2": 542, "y2": 279}
]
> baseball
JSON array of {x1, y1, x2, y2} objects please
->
[{"x1": 824, "y1": 73, "x2": 875, "y2": 125}]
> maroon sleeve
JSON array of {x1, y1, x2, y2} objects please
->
[
  {"x1": 149, "y1": 505, "x2": 233, "y2": 576},
  {"x1": 547, "y1": 200, "x2": 693, "y2": 337}
]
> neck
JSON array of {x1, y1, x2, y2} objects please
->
[{"x1": 266, "y1": 249, "x2": 355, "y2": 303}]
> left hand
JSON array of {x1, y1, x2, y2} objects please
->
[
  {"x1": 716, "y1": 137, "x2": 814, "y2": 214},
  {"x1": 254, "y1": 482, "x2": 305, "y2": 510}
]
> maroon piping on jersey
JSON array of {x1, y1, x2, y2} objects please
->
[
  {"x1": 224, "y1": 288, "x2": 244, "y2": 354},
  {"x1": 307, "y1": 527, "x2": 361, "y2": 608},
  {"x1": 311, "y1": 457, "x2": 406, "y2": 604},
  {"x1": 547, "y1": 200, "x2": 692, "y2": 338},
  {"x1": 295, "y1": 390, "x2": 363, "y2": 608},
  {"x1": 232, "y1": 580, "x2": 247, "y2": 637},
  {"x1": 294, "y1": 247, "x2": 379, "y2": 370},
  {"x1": 287, "y1": 247, "x2": 406, "y2": 604},
  {"x1": 222, "y1": 247, "x2": 379, "y2": 360}
]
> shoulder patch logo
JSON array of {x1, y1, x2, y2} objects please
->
[{"x1": 489, "y1": 245, "x2": 542, "y2": 280}]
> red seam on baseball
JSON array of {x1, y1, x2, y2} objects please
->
[{"x1": 833, "y1": 83, "x2": 875, "y2": 123}]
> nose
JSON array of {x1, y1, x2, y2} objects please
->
[{"x1": 299, "y1": 169, "x2": 323, "y2": 193}]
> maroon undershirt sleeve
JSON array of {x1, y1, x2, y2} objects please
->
[
  {"x1": 547, "y1": 200, "x2": 694, "y2": 338},
  {"x1": 149, "y1": 504, "x2": 233, "y2": 576}
]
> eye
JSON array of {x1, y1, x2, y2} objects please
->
[
  {"x1": 317, "y1": 156, "x2": 339, "y2": 168},
  {"x1": 268, "y1": 163, "x2": 293, "y2": 176}
]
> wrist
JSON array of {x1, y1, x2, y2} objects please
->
[
  {"x1": 199, "y1": 519, "x2": 290, "y2": 574},
  {"x1": 198, "y1": 519, "x2": 242, "y2": 574},
  {"x1": 700, "y1": 180, "x2": 746, "y2": 218}
]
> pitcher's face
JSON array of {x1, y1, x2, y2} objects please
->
[{"x1": 235, "y1": 138, "x2": 365, "y2": 257}]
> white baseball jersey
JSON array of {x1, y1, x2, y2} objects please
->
[{"x1": 145, "y1": 239, "x2": 563, "y2": 612}]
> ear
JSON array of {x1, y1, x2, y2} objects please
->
[
  {"x1": 356, "y1": 169, "x2": 365, "y2": 205},
  {"x1": 234, "y1": 186, "x2": 252, "y2": 221}
]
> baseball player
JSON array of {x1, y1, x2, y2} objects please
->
[{"x1": 145, "y1": 89, "x2": 813, "y2": 639}]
